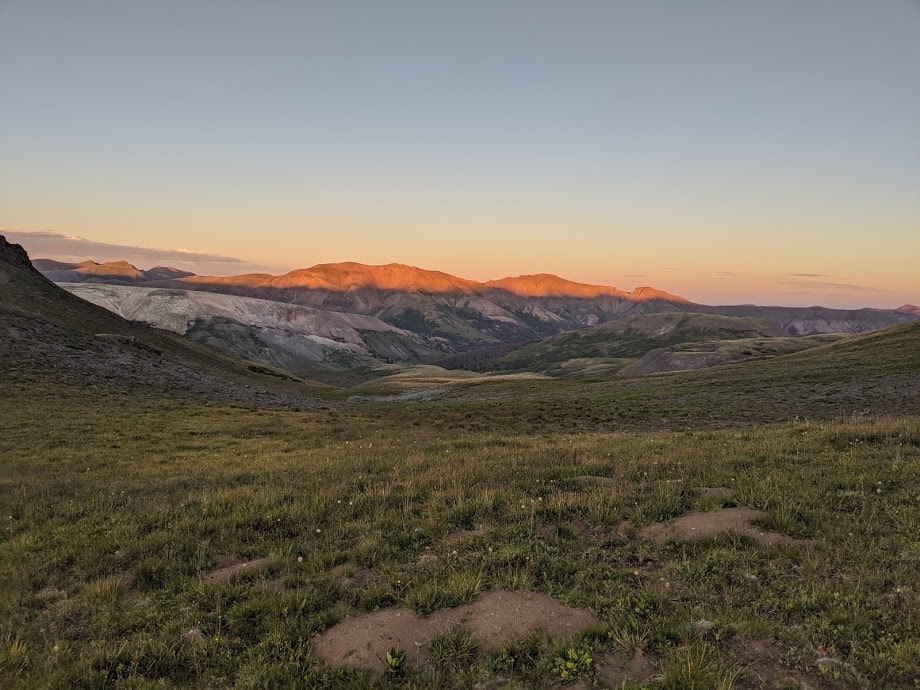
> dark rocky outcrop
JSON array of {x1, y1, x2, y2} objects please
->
[{"x1": 0, "y1": 235, "x2": 49, "y2": 279}]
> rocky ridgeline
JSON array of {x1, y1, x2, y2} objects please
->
[{"x1": 0, "y1": 234, "x2": 47, "y2": 277}]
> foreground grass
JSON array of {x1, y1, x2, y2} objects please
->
[{"x1": 2, "y1": 388, "x2": 919, "y2": 688}]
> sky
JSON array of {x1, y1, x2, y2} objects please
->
[{"x1": 1, "y1": 1, "x2": 918, "y2": 308}]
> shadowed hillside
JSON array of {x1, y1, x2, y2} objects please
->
[{"x1": 0, "y1": 236, "x2": 329, "y2": 408}]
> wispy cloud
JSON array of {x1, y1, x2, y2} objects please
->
[
  {"x1": 623, "y1": 273, "x2": 648, "y2": 278},
  {"x1": 776, "y1": 278, "x2": 885, "y2": 293},
  {"x1": 787, "y1": 273, "x2": 829, "y2": 278},
  {"x1": 2, "y1": 229, "x2": 275, "y2": 275},
  {"x1": 713, "y1": 271, "x2": 737, "y2": 276}
]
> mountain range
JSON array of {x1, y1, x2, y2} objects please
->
[{"x1": 29, "y1": 255, "x2": 920, "y2": 378}]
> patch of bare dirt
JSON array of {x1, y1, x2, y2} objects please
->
[
  {"x1": 595, "y1": 648, "x2": 658, "y2": 687},
  {"x1": 459, "y1": 590, "x2": 599, "y2": 644},
  {"x1": 201, "y1": 555, "x2": 273, "y2": 583},
  {"x1": 311, "y1": 589, "x2": 602, "y2": 674},
  {"x1": 639, "y1": 507, "x2": 804, "y2": 546},
  {"x1": 729, "y1": 638, "x2": 847, "y2": 690}
]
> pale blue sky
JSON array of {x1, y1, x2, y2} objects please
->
[{"x1": 1, "y1": 1, "x2": 918, "y2": 307}]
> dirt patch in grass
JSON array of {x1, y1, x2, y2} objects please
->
[
  {"x1": 729, "y1": 638, "x2": 842, "y2": 690},
  {"x1": 639, "y1": 507, "x2": 803, "y2": 546},
  {"x1": 311, "y1": 589, "x2": 601, "y2": 673},
  {"x1": 201, "y1": 555, "x2": 273, "y2": 583},
  {"x1": 595, "y1": 648, "x2": 658, "y2": 687}
]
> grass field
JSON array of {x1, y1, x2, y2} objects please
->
[{"x1": 2, "y1": 371, "x2": 919, "y2": 687}]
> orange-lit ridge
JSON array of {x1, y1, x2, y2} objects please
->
[
  {"x1": 33, "y1": 258, "x2": 694, "y2": 302},
  {"x1": 177, "y1": 262, "x2": 692, "y2": 302}
]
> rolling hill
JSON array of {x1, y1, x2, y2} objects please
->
[
  {"x1": 492, "y1": 312, "x2": 789, "y2": 376},
  {"x1": 32, "y1": 258, "x2": 195, "y2": 284}
]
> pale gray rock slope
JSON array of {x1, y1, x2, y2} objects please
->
[{"x1": 61, "y1": 283, "x2": 444, "y2": 372}]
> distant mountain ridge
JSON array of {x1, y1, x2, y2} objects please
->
[
  {"x1": 34, "y1": 257, "x2": 920, "y2": 371},
  {"x1": 32, "y1": 258, "x2": 195, "y2": 284},
  {"x1": 33, "y1": 258, "x2": 684, "y2": 301}
]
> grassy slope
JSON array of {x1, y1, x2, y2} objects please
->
[
  {"x1": 494, "y1": 313, "x2": 787, "y2": 376},
  {"x1": 617, "y1": 333, "x2": 848, "y2": 377},
  {"x1": 403, "y1": 321, "x2": 920, "y2": 433}
]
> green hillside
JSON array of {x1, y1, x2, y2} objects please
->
[
  {"x1": 389, "y1": 320, "x2": 920, "y2": 432},
  {"x1": 494, "y1": 313, "x2": 787, "y2": 376}
]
